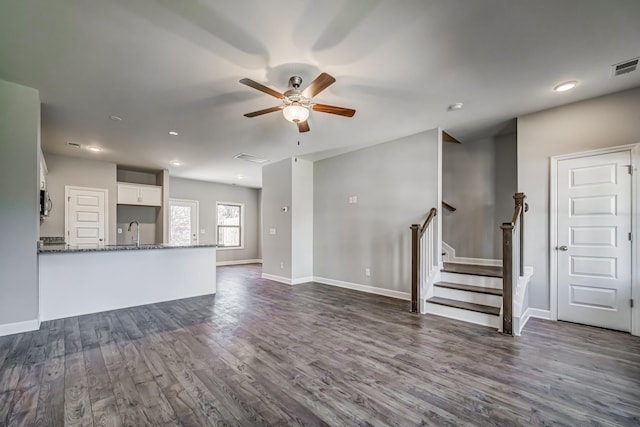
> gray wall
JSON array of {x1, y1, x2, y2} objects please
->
[
  {"x1": 314, "y1": 129, "x2": 440, "y2": 293},
  {"x1": 40, "y1": 153, "x2": 118, "y2": 244},
  {"x1": 291, "y1": 158, "x2": 314, "y2": 279},
  {"x1": 116, "y1": 205, "x2": 158, "y2": 245},
  {"x1": 261, "y1": 159, "x2": 293, "y2": 278},
  {"x1": 442, "y1": 132, "x2": 517, "y2": 259},
  {"x1": 170, "y1": 177, "x2": 261, "y2": 262},
  {"x1": 0, "y1": 79, "x2": 40, "y2": 326},
  {"x1": 443, "y1": 137, "x2": 496, "y2": 258},
  {"x1": 518, "y1": 86, "x2": 640, "y2": 310}
]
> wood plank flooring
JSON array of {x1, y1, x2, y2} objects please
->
[{"x1": 1, "y1": 264, "x2": 639, "y2": 426}]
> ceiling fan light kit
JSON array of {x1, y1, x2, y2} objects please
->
[
  {"x1": 282, "y1": 104, "x2": 309, "y2": 123},
  {"x1": 240, "y1": 72, "x2": 355, "y2": 133}
]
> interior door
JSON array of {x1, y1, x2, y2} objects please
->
[
  {"x1": 557, "y1": 150, "x2": 632, "y2": 331},
  {"x1": 169, "y1": 199, "x2": 199, "y2": 246},
  {"x1": 66, "y1": 187, "x2": 107, "y2": 247}
]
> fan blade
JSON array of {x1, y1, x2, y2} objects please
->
[
  {"x1": 312, "y1": 103, "x2": 356, "y2": 117},
  {"x1": 239, "y1": 78, "x2": 285, "y2": 99},
  {"x1": 297, "y1": 121, "x2": 310, "y2": 133},
  {"x1": 302, "y1": 73, "x2": 336, "y2": 98},
  {"x1": 243, "y1": 106, "x2": 283, "y2": 117}
]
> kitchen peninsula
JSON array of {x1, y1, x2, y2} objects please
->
[{"x1": 38, "y1": 243, "x2": 216, "y2": 321}]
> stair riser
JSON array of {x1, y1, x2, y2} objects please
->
[
  {"x1": 434, "y1": 287, "x2": 502, "y2": 307},
  {"x1": 425, "y1": 302, "x2": 500, "y2": 328},
  {"x1": 440, "y1": 272, "x2": 502, "y2": 288}
]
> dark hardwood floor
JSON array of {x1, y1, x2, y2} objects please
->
[{"x1": 1, "y1": 264, "x2": 639, "y2": 426}]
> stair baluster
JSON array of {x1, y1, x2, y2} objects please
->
[{"x1": 410, "y1": 208, "x2": 437, "y2": 313}]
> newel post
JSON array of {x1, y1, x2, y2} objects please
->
[
  {"x1": 513, "y1": 192, "x2": 526, "y2": 277},
  {"x1": 501, "y1": 223, "x2": 514, "y2": 335},
  {"x1": 410, "y1": 224, "x2": 420, "y2": 313}
]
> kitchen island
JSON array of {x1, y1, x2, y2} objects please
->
[{"x1": 38, "y1": 243, "x2": 216, "y2": 321}]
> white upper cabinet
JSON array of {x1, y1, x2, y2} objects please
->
[{"x1": 117, "y1": 182, "x2": 162, "y2": 206}]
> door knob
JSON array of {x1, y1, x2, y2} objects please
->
[{"x1": 558, "y1": 245, "x2": 568, "y2": 251}]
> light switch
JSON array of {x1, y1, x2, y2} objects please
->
[{"x1": 269, "y1": 228, "x2": 277, "y2": 235}]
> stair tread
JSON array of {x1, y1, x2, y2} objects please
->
[
  {"x1": 442, "y1": 262, "x2": 503, "y2": 278},
  {"x1": 434, "y1": 281, "x2": 503, "y2": 296},
  {"x1": 427, "y1": 297, "x2": 501, "y2": 316}
]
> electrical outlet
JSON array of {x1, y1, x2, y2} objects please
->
[
  {"x1": 365, "y1": 268, "x2": 370, "y2": 276},
  {"x1": 117, "y1": 228, "x2": 122, "y2": 234},
  {"x1": 280, "y1": 261, "x2": 284, "y2": 269},
  {"x1": 270, "y1": 228, "x2": 277, "y2": 235}
]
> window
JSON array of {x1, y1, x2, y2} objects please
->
[{"x1": 216, "y1": 202, "x2": 243, "y2": 248}]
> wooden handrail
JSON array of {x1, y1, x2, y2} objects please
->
[
  {"x1": 441, "y1": 201, "x2": 456, "y2": 212},
  {"x1": 419, "y1": 208, "x2": 438, "y2": 238},
  {"x1": 410, "y1": 208, "x2": 438, "y2": 313},
  {"x1": 501, "y1": 192, "x2": 527, "y2": 335},
  {"x1": 510, "y1": 204, "x2": 523, "y2": 226}
]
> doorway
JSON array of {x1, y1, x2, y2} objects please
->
[
  {"x1": 168, "y1": 198, "x2": 199, "y2": 246},
  {"x1": 552, "y1": 148, "x2": 635, "y2": 332},
  {"x1": 65, "y1": 186, "x2": 108, "y2": 247}
]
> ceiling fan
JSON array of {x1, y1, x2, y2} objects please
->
[{"x1": 239, "y1": 73, "x2": 355, "y2": 133}]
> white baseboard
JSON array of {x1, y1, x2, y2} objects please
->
[
  {"x1": 261, "y1": 273, "x2": 313, "y2": 285},
  {"x1": 515, "y1": 308, "x2": 532, "y2": 336},
  {"x1": 261, "y1": 273, "x2": 292, "y2": 285},
  {"x1": 527, "y1": 308, "x2": 552, "y2": 320},
  {"x1": 0, "y1": 319, "x2": 40, "y2": 337},
  {"x1": 260, "y1": 273, "x2": 294, "y2": 285},
  {"x1": 292, "y1": 276, "x2": 314, "y2": 285},
  {"x1": 313, "y1": 276, "x2": 410, "y2": 301},
  {"x1": 217, "y1": 259, "x2": 262, "y2": 266}
]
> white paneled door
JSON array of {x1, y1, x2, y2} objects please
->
[
  {"x1": 169, "y1": 199, "x2": 199, "y2": 246},
  {"x1": 557, "y1": 151, "x2": 632, "y2": 331},
  {"x1": 66, "y1": 186, "x2": 107, "y2": 248}
]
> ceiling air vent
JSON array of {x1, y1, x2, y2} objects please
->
[
  {"x1": 611, "y1": 58, "x2": 638, "y2": 77},
  {"x1": 233, "y1": 153, "x2": 269, "y2": 164}
]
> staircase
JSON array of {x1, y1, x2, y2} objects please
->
[{"x1": 426, "y1": 262, "x2": 502, "y2": 328}]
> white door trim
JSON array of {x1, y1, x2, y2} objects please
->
[
  {"x1": 64, "y1": 185, "x2": 109, "y2": 245},
  {"x1": 169, "y1": 198, "x2": 200, "y2": 245},
  {"x1": 550, "y1": 143, "x2": 639, "y2": 336}
]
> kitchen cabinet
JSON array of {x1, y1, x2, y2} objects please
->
[{"x1": 117, "y1": 182, "x2": 162, "y2": 206}]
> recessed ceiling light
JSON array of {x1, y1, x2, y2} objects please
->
[
  {"x1": 169, "y1": 131, "x2": 179, "y2": 136},
  {"x1": 109, "y1": 115, "x2": 122, "y2": 121},
  {"x1": 170, "y1": 160, "x2": 182, "y2": 166},
  {"x1": 553, "y1": 81, "x2": 578, "y2": 92},
  {"x1": 447, "y1": 102, "x2": 464, "y2": 112},
  {"x1": 86, "y1": 146, "x2": 102, "y2": 152},
  {"x1": 237, "y1": 175, "x2": 244, "y2": 180}
]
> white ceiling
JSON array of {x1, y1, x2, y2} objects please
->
[{"x1": 1, "y1": 0, "x2": 639, "y2": 188}]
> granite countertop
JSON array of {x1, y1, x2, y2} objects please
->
[{"x1": 39, "y1": 243, "x2": 217, "y2": 254}]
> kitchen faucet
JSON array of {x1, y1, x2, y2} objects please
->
[{"x1": 128, "y1": 220, "x2": 140, "y2": 247}]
